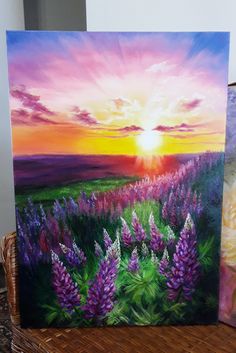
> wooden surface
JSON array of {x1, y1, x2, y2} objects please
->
[
  {"x1": 11, "y1": 322, "x2": 236, "y2": 353},
  {"x1": 1, "y1": 232, "x2": 236, "y2": 353}
]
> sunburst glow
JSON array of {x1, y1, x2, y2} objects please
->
[{"x1": 137, "y1": 130, "x2": 162, "y2": 153}]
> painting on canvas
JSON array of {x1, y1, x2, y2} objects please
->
[
  {"x1": 7, "y1": 32, "x2": 229, "y2": 327},
  {"x1": 219, "y1": 85, "x2": 236, "y2": 327}
]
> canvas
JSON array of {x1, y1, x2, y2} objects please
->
[
  {"x1": 219, "y1": 85, "x2": 236, "y2": 327},
  {"x1": 7, "y1": 31, "x2": 229, "y2": 328}
]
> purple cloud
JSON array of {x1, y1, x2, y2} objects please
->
[
  {"x1": 11, "y1": 109, "x2": 30, "y2": 125},
  {"x1": 72, "y1": 106, "x2": 99, "y2": 126},
  {"x1": 179, "y1": 98, "x2": 202, "y2": 112},
  {"x1": 11, "y1": 109, "x2": 58, "y2": 126},
  {"x1": 11, "y1": 86, "x2": 54, "y2": 115},
  {"x1": 30, "y1": 113, "x2": 58, "y2": 125},
  {"x1": 153, "y1": 123, "x2": 201, "y2": 133},
  {"x1": 116, "y1": 125, "x2": 143, "y2": 133}
]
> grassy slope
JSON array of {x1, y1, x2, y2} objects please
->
[{"x1": 15, "y1": 176, "x2": 138, "y2": 208}]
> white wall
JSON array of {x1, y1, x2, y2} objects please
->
[
  {"x1": 86, "y1": 0, "x2": 236, "y2": 83},
  {"x1": 0, "y1": 0, "x2": 25, "y2": 237}
]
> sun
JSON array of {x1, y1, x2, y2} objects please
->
[{"x1": 137, "y1": 130, "x2": 162, "y2": 153}]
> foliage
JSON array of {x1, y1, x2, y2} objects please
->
[{"x1": 16, "y1": 152, "x2": 224, "y2": 327}]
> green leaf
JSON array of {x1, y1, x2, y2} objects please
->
[
  {"x1": 131, "y1": 304, "x2": 163, "y2": 325},
  {"x1": 106, "y1": 301, "x2": 129, "y2": 325},
  {"x1": 198, "y1": 236, "x2": 215, "y2": 271}
]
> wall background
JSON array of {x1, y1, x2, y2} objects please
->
[
  {"x1": 0, "y1": 0, "x2": 24, "y2": 237},
  {"x1": 86, "y1": 0, "x2": 235, "y2": 83}
]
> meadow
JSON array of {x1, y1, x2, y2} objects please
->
[
  {"x1": 16, "y1": 152, "x2": 224, "y2": 327},
  {"x1": 15, "y1": 177, "x2": 137, "y2": 209}
]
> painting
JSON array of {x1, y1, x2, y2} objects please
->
[
  {"x1": 7, "y1": 32, "x2": 229, "y2": 328},
  {"x1": 219, "y1": 85, "x2": 236, "y2": 327}
]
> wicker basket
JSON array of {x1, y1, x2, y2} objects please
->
[{"x1": 1, "y1": 232, "x2": 236, "y2": 353}]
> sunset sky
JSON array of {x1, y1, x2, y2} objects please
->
[{"x1": 7, "y1": 31, "x2": 229, "y2": 156}]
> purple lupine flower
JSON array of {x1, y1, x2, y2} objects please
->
[
  {"x1": 94, "y1": 241, "x2": 103, "y2": 258},
  {"x1": 159, "y1": 248, "x2": 169, "y2": 276},
  {"x1": 51, "y1": 251, "x2": 80, "y2": 313},
  {"x1": 166, "y1": 213, "x2": 200, "y2": 301},
  {"x1": 73, "y1": 242, "x2": 87, "y2": 265},
  {"x1": 132, "y1": 210, "x2": 146, "y2": 242},
  {"x1": 120, "y1": 217, "x2": 133, "y2": 247},
  {"x1": 151, "y1": 250, "x2": 159, "y2": 267},
  {"x1": 169, "y1": 206, "x2": 178, "y2": 229},
  {"x1": 88, "y1": 192, "x2": 97, "y2": 208},
  {"x1": 59, "y1": 243, "x2": 80, "y2": 268},
  {"x1": 166, "y1": 225, "x2": 176, "y2": 253},
  {"x1": 196, "y1": 194, "x2": 203, "y2": 216},
  {"x1": 53, "y1": 200, "x2": 66, "y2": 221},
  {"x1": 162, "y1": 201, "x2": 168, "y2": 220},
  {"x1": 103, "y1": 228, "x2": 113, "y2": 250},
  {"x1": 141, "y1": 242, "x2": 149, "y2": 257},
  {"x1": 149, "y1": 212, "x2": 165, "y2": 253},
  {"x1": 39, "y1": 204, "x2": 47, "y2": 223},
  {"x1": 180, "y1": 185, "x2": 186, "y2": 202},
  {"x1": 128, "y1": 247, "x2": 140, "y2": 273},
  {"x1": 67, "y1": 197, "x2": 79, "y2": 215},
  {"x1": 106, "y1": 230, "x2": 121, "y2": 268},
  {"x1": 83, "y1": 256, "x2": 118, "y2": 322}
]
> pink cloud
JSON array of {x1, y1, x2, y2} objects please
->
[
  {"x1": 153, "y1": 123, "x2": 202, "y2": 133},
  {"x1": 11, "y1": 86, "x2": 54, "y2": 115},
  {"x1": 11, "y1": 109, "x2": 30, "y2": 125},
  {"x1": 116, "y1": 125, "x2": 143, "y2": 133},
  {"x1": 111, "y1": 97, "x2": 131, "y2": 110},
  {"x1": 178, "y1": 98, "x2": 202, "y2": 112},
  {"x1": 11, "y1": 109, "x2": 59, "y2": 126},
  {"x1": 72, "y1": 106, "x2": 99, "y2": 126}
]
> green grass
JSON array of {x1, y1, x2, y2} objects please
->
[
  {"x1": 15, "y1": 176, "x2": 138, "y2": 208},
  {"x1": 122, "y1": 200, "x2": 167, "y2": 236}
]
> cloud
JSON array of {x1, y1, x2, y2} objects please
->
[
  {"x1": 104, "y1": 97, "x2": 141, "y2": 124},
  {"x1": 11, "y1": 109, "x2": 30, "y2": 125},
  {"x1": 146, "y1": 61, "x2": 175, "y2": 73},
  {"x1": 116, "y1": 125, "x2": 143, "y2": 133},
  {"x1": 30, "y1": 113, "x2": 59, "y2": 125},
  {"x1": 178, "y1": 98, "x2": 202, "y2": 112},
  {"x1": 11, "y1": 109, "x2": 59, "y2": 126},
  {"x1": 72, "y1": 106, "x2": 99, "y2": 126},
  {"x1": 153, "y1": 122, "x2": 201, "y2": 133},
  {"x1": 11, "y1": 86, "x2": 54, "y2": 115},
  {"x1": 111, "y1": 97, "x2": 131, "y2": 110}
]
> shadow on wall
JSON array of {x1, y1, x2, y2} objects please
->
[{"x1": 23, "y1": 0, "x2": 87, "y2": 30}]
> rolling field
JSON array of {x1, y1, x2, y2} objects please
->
[{"x1": 15, "y1": 176, "x2": 138, "y2": 208}]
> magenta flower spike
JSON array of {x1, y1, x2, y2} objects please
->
[
  {"x1": 128, "y1": 247, "x2": 140, "y2": 273},
  {"x1": 51, "y1": 250, "x2": 80, "y2": 313},
  {"x1": 159, "y1": 248, "x2": 170, "y2": 276},
  {"x1": 94, "y1": 241, "x2": 103, "y2": 258},
  {"x1": 73, "y1": 242, "x2": 87, "y2": 265},
  {"x1": 120, "y1": 217, "x2": 133, "y2": 247},
  {"x1": 132, "y1": 210, "x2": 146, "y2": 242},
  {"x1": 83, "y1": 256, "x2": 118, "y2": 322},
  {"x1": 59, "y1": 243, "x2": 81, "y2": 269},
  {"x1": 166, "y1": 213, "x2": 200, "y2": 301},
  {"x1": 149, "y1": 212, "x2": 165, "y2": 253},
  {"x1": 103, "y1": 228, "x2": 113, "y2": 250}
]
